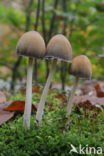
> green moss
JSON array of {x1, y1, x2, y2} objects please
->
[{"x1": 0, "y1": 91, "x2": 104, "y2": 156}]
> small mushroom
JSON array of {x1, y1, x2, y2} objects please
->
[
  {"x1": 66, "y1": 55, "x2": 92, "y2": 116},
  {"x1": 16, "y1": 31, "x2": 45, "y2": 129},
  {"x1": 36, "y1": 34, "x2": 72, "y2": 124}
]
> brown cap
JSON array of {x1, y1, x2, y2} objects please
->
[
  {"x1": 16, "y1": 31, "x2": 46, "y2": 58},
  {"x1": 45, "y1": 34, "x2": 72, "y2": 62},
  {"x1": 69, "y1": 55, "x2": 92, "y2": 79}
]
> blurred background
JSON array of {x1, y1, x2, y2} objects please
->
[{"x1": 0, "y1": 0, "x2": 104, "y2": 91}]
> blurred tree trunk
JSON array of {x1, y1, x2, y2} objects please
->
[
  {"x1": 46, "y1": 0, "x2": 59, "y2": 80},
  {"x1": 11, "y1": 57, "x2": 22, "y2": 90},
  {"x1": 41, "y1": 0, "x2": 59, "y2": 80},
  {"x1": 11, "y1": 0, "x2": 33, "y2": 90},
  {"x1": 60, "y1": 0, "x2": 67, "y2": 90},
  {"x1": 45, "y1": 60, "x2": 50, "y2": 79},
  {"x1": 48, "y1": 0, "x2": 58, "y2": 39},
  {"x1": 33, "y1": 0, "x2": 41, "y2": 84},
  {"x1": 41, "y1": 0, "x2": 49, "y2": 79}
]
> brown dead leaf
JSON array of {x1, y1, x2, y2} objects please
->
[
  {"x1": 80, "y1": 85, "x2": 96, "y2": 96},
  {"x1": 101, "y1": 4, "x2": 104, "y2": 7},
  {"x1": 0, "y1": 91, "x2": 6, "y2": 103},
  {"x1": 21, "y1": 85, "x2": 41, "y2": 94},
  {"x1": 4, "y1": 100, "x2": 37, "y2": 111},
  {"x1": 73, "y1": 95, "x2": 104, "y2": 106},
  {"x1": 0, "y1": 101, "x2": 12, "y2": 109},
  {"x1": 94, "y1": 83, "x2": 104, "y2": 97},
  {"x1": 32, "y1": 85, "x2": 41, "y2": 94},
  {"x1": 78, "y1": 100, "x2": 101, "y2": 112},
  {"x1": 76, "y1": 100, "x2": 101, "y2": 118},
  {"x1": 0, "y1": 109, "x2": 14, "y2": 126},
  {"x1": 55, "y1": 94, "x2": 67, "y2": 102}
]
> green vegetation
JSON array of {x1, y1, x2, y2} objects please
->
[
  {"x1": 0, "y1": 0, "x2": 104, "y2": 87},
  {"x1": 0, "y1": 0, "x2": 104, "y2": 155},
  {"x1": 0, "y1": 91, "x2": 104, "y2": 156}
]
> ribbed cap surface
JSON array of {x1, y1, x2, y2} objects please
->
[
  {"x1": 16, "y1": 31, "x2": 46, "y2": 58},
  {"x1": 45, "y1": 34, "x2": 72, "y2": 62},
  {"x1": 69, "y1": 55, "x2": 92, "y2": 79}
]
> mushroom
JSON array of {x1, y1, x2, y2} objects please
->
[
  {"x1": 36, "y1": 34, "x2": 72, "y2": 124},
  {"x1": 16, "y1": 31, "x2": 45, "y2": 129},
  {"x1": 66, "y1": 55, "x2": 92, "y2": 116}
]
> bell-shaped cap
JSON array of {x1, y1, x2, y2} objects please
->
[
  {"x1": 69, "y1": 55, "x2": 92, "y2": 79},
  {"x1": 16, "y1": 31, "x2": 46, "y2": 58},
  {"x1": 45, "y1": 34, "x2": 72, "y2": 62}
]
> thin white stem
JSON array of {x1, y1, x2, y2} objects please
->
[
  {"x1": 36, "y1": 59, "x2": 57, "y2": 124},
  {"x1": 66, "y1": 77, "x2": 79, "y2": 116},
  {"x1": 23, "y1": 57, "x2": 33, "y2": 129}
]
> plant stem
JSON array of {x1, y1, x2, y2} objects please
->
[
  {"x1": 66, "y1": 77, "x2": 79, "y2": 116},
  {"x1": 36, "y1": 59, "x2": 57, "y2": 124},
  {"x1": 23, "y1": 57, "x2": 33, "y2": 129}
]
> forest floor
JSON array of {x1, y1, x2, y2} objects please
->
[{"x1": 0, "y1": 80, "x2": 104, "y2": 155}]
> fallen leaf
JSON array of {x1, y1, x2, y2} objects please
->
[
  {"x1": 0, "y1": 101, "x2": 12, "y2": 109},
  {"x1": 21, "y1": 85, "x2": 41, "y2": 94},
  {"x1": 76, "y1": 100, "x2": 101, "y2": 118},
  {"x1": 73, "y1": 95, "x2": 104, "y2": 106},
  {"x1": 0, "y1": 91, "x2": 6, "y2": 103},
  {"x1": 0, "y1": 109, "x2": 14, "y2": 126},
  {"x1": 80, "y1": 85, "x2": 96, "y2": 96},
  {"x1": 32, "y1": 85, "x2": 41, "y2": 93},
  {"x1": 55, "y1": 94, "x2": 67, "y2": 102},
  {"x1": 101, "y1": 4, "x2": 104, "y2": 7},
  {"x1": 78, "y1": 100, "x2": 101, "y2": 112},
  {"x1": 94, "y1": 83, "x2": 104, "y2": 97},
  {"x1": 4, "y1": 100, "x2": 37, "y2": 111}
]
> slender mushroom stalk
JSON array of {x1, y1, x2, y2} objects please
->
[
  {"x1": 66, "y1": 55, "x2": 92, "y2": 118},
  {"x1": 36, "y1": 34, "x2": 72, "y2": 125},
  {"x1": 23, "y1": 57, "x2": 33, "y2": 128},
  {"x1": 66, "y1": 77, "x2": 79, "y2": 116},
  {"x1": 16, "y1": 31, "x2": 46, "y2": 129},
  {"x1": 36, "y1": 59, "x2": 57, "y2": 123}
]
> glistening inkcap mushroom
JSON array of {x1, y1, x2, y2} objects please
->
[
  {"x1": 16, "y1": 31, "x2": 46, "y2": 129},
  {"x1": 36, "y1": 34, "x2": 72, "y2": 124},
  {"x1": 66, "y1": 55, "x2": 92, "y2": 116}
]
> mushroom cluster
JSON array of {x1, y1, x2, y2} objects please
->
[{"x1": 16, "y1": 31, "x2": 92, "y2": 129}]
